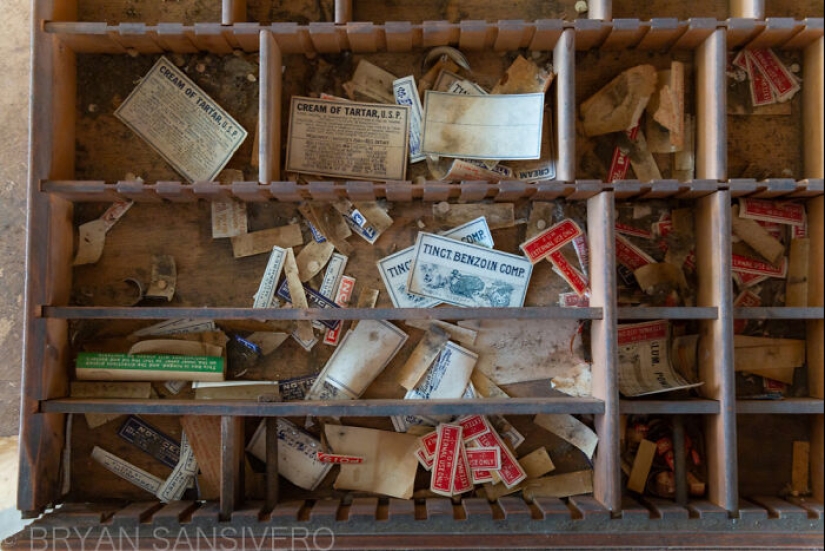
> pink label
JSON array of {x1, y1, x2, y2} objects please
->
[
  {"x1": 748, "y1": 49, "x2": 799, "y2": 99},
  {"x1": 549, "y1": 250, "x2": 589, "y2": 297},
  {"x1": 316, "y1": 452, "x2": 364, "y2": 464},
  {"x1": 618, "y1": 320, "x2": 668, "y2": 345},
  {"x1": 746, "y1": 53, "x2": 776, "y2": 106},
  {"x1": 324, "y1": 275, "x2": 356, "y2": 345},
  {"x1": 458, "y1": 415, "x2": 490, "y2": 442},
  {"x1": 431, "y1": 424, "x2": 462, "y2": 495},
  {"x1": 419, "y1": 431, "x2": 438, "y2": 458},
  {"x1": 466, "y1": 447, "x2": 501, "y2": 470},
  {"x1": 520, "y1": 219, "x2": 582, "y2": 263},
  {"x1": 615, "y1": 234, "x2": 655, "y2": 271},
  {"x1": 616, "y1": 222, "x2": 653, "y2": 239},
  {"x1": 452, "y1": 443, "x2": 473, "y2": 495},
  {"x1": 475, "y1": 431, "x2": 526, "y2": 488},
  {"x1": 739, "y1": 198, "x2": 805, "y2": 226},
  {"x1": 731, "y1": 254, "x2": 787, "y2": 277}
]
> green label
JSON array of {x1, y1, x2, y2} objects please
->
[{"x1": 77, "y1": 353, "x2": 224, "y2": 373}]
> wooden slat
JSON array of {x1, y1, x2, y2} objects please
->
[
  {"x1": 153, "y1": 501, "x2": 199, "y2": 527},
  {"x1": 220, "y1": 416, "x2": 245, "y2": 520},
  {"x1": 636, "y1": 18, "x2": 687, "y2": 51},
  {"x1": 745, "y1": 18, "x2": 805, "y2": 50},
  {"x1": 737, "y1": 498, "x2": 769, "y2": 520},
  {"x1": 619, "y1": 400, "x2": 720, "y2": 414},
  {"x1": 804, "y1": 37, "x2": 824, "y2": 180},
  {"x1": 309, "y1": 500, "x2": 340, "y2": 522},
  {"x1": 223, "y1": 0, "x2": 246, "y2": 25},
  {"x1": 695, "y1": 28, "x2": 726, "y2": 181},
  {"x1": 736, "y1": 398, "x2": 824, "y2": 414},
  {"x1": 496, "y1": 496, "x2": 532, "y2": 519},
  {"x1": 335, "y1": 0, "x2": 353, "y2": 24},
  {"x1": 265, "y1": 417, "x2": 279, "y2": 512},
  {"x1": 568, "y1": 496, "x2": 610, "y2": 520},
  {"x1": 461, "y1": 498, "x2": 494, "y2": 520},
  {"x1": 688, "y1": 499, "x2": 730, "y2": 520},
  {"x1": 600, "y1": 19, "x2": 647, "y2": 51},
  {"x1": 726, "y1": 18, "x2": 766, "y2": 49},
  {"x1": 425, "y1": 498, "x2": 454, "y2": 520},
  {"x1": 640, "y1": 497, "x2": 690, "y2": 520},
  {"x1": 587, "y1": 191, "x2": 620, "y2": 512},
  {"x1": 110, "y1": 502, "x2": 164, "y2": 528},
  {"x1": 619, "y1": 496, "x2": 651, "y2": 521}
]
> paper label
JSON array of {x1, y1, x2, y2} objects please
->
[
  {"x1": 377, "y1": 247, "x2": 443, "y2": 309},
  {"x1": 739, "y1": 198, "x2": 805, "y2": 226},
  {"x1": 393, "y1": 76, "x2": 425, "y2": 163},
  {"x1": 408, "y1": 232, "x2": 533, "y2": 308},
  {"x1": 615, "y1": 234, "x2": 655, "y2": 271},
  {"x1": 324, "y1": 275, "x2": 356, "y2": 345},
  {"x1": 318, "y1": 253, "x2": 349, "y2": 301},
  {"x1": 733, "y1": 289, "x2": 762, "y2": 333},
  {"x1": 572, "y1": 233, "x2": 590, "y2": 272},
  {"x1": 91, "y1": 446, "x2": 164, "y2": 494},
  {"x1": 431, "y1": 424, "x2": 462, "y2": 496},
  {"x1": 421, "y1": 91, "x2": 544, "y2": 160},
  {"x1": 617, "y1": 320, "x2": 702, "y2": 397},
  {"x1": 278, "y1": 374, "x2": 317, "y2": 401},
  {"x1": 406, "y1": 342, "x2": 478, "y2": 400},
  {"x1": 286, "y1": 97, "x2": 410, "y2": 181},
  {"x1": 253, "y1": 246, "x2": 287, "y2": 309},
  {"x1": 416, "y1": 448, "x2": 434, "y2": 470},
  {"x1": 734, "y1": 270, "x2": 770, "y2": 288},
  {"x1": 447, "y1": 79, "x2": 488, "y2": 96},
  {"x1": 748, "y1": 49, "x2": 799, "y2": 100},
  {"x1": 76, "y1": 353, "x2": 224, "y2": 380},
  {"x1": 559, "y1": 292, "x2": 591, "y2": 307},
  {"x1": 132, "y1": 319, "x2": 217, "y2": 338},
  {"x1": 156, "y1": 432, "x2": 198, "y2": 502},
  {"x1": 247, "y1": 418, "x2": 332, "y2": 491},
  {"x1": 466, "y1": 447, "x2": 501, "y2": 470},
  {"x1": 305, "y1": 320, "x2": 408, "y2": 400},
  {"x1": 316, "y1": 452, "x2": 364, "y2": 464},
  {"x1": 276, "y1": 279, "x2": 341, "y2": 330},
  {"x1": 117, "y1": 415, "x2": 180, "y2": 469},
  {"x1": 211, "y1": 201, "x2": 248, "y2": 238},
  {"x1": 458, "y1": 414, "x2": 491, "y2": 442},
  {"x1": 307, "y1": 221, "x2": 327, "y2": 243},
  {"x1": 474, "y1": 430, "x2": 527, "y2": 488},
  {"x1": 549, "y1": 250, "x2": 589, "y2": 297},
  {"x1": 520, "y1": 219, "x2": 583, "y2": 263},
  {"x1": 616, "y1": 221, "x2": 653, "y2": 239},
  {"x1": 419, "y1": 431, "x2": 439, "y2": 458},
  {"x1": 607, "y1": 123, "x2": 640, "y2": 182},
  {"x1": 440, "y1": 216, "x2": 495, "y2": 249},
  {"x1": 115, "y1": 57, "x2": 247, "y2": 183},
  {"x1": 731, "y1": 254, "x2": 788, "y2": 277},
  {"x1": 452, "y1": 443, "x2": 473, "y2": 495},
  {"x1": 746, "y1": 53, "x2": 777, "y2": 106},
  {"x1": 441, "y1": 159, "x2": 505, "y2": 182}
]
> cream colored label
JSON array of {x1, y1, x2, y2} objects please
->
[
  {"x1": 211, "y1": 201, "x2": 248, "y2": 238},
  {"x1": 286, "y1": 97, "x2": 410, "y2": 181},
  {"x1": 253, "y1": 247, "x2": 287, "y2": 308},
  {"x1": 91, "y1": 446, "x2": 164, "y2": 494},
  {"x1": 156, "y1": 433, "x2": 198, "y2": 502},
  {"x1": 115, "y1": 57, "x2": 247, "y2": 183}
]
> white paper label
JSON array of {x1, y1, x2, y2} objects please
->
[{"x1": 253, "y1": 246, "x2": 287, "y2": 309}]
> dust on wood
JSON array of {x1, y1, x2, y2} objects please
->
[
  {"x1": 77, "y1": 0, "x2": 220, "y2": 25},
  {"x1": 612, "y1": 0, "x2": 728, "y2": 19}
]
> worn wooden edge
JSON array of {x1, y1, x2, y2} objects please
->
[
  {"x1": 696, "y1": 29, "x2": 727, "y2": 181},
  {"x1": 732, "y1": 307, "x2": 825, "y2": 319},
  {"x1": 735, "y1": 398, "x2": 824, "y2": 414},
  {"x1": 220, "y1": 416, "x2": 245, "y2": 519},
  {"x1": 617, "y1": 307, "x2": 718, "y2": 320},
  {"x1": 39, "y1": 397, "x2": 607, "y2": 417},
  {"x1": 619, "y1": 400, "x2": 721, "y2": 414}
]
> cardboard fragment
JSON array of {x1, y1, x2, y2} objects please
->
[
  {"x1": 469, "y1": 370, "x2": 510, "y2": 399},
  {"x1": 247, "y1": 418, "x2": 332, "y2": 491},
  {"x1": 296, "y1": 240, "x2": 335, "y2": 282},
  {"x1": 433, "y1": 202, "x2": 515, "y2": 230},
  {"x1": 211, "y1": 201, "x2": 247, "y2": 238},
  {"x1": 633, "y1": 262, "x2": 689, "y2": 296},
  {"x1": 404, "y1": 319, "x2": 477, "y2": 346},
  {"x1": 627, "y1": 439, "x2": 656, "y2": 493},
  {"x1": 180, "y1": 416, "x2": 222, "y2": 500},
  {"x1": 518, "y1": 447, "x2": 556, "y2": 479},
  {"x1": 533, "y1": 414, "x2": 598, "y2": 459},
  {"x1": 419, "y1": 58, "x2": 460, "y2": 96},
  {"x1": 646, "y1": 62, "x2": 685, "y2": 153},
  {"x1": 353, "y1": 201, "x2": 395, "y2": 235},
  {"x1": 673, "y1": 114, "x2": 695, "y2": 182},
  {"x1": 792, "y1": 441, "x2": 810, "y2": 494},
  {"x1": 74, "y1": 202, "x2": 133, "y2": 266},
  {"x1": 299, "y1": 203, "x2": 353, "y2": 256},
  {"x1": 786, "y1": 238, "x2": 810, "y2": 307},
  {"x1": 491, "y1": 55, "x2": 554, "y2": 94},
  {"x1": 128, "y1": 340, "x2": 223, "y2": 358},
  {"x1": 625, "y1": 129, "x2": 662, "y2": 182},
  {"x1": 282, "y1": 247, "x2": 314, "y2": 343},
  {"x1": 231, "y1": 224, "x2": 303, "y2": 258},
  {"x1": 342, "y1": 59, "x2": 397, "y2": 104},
  {"x1": 733, "y1": 335, "x2": 805, "y2": 383},
  {"x1": 397, "y1": 326, "x2": 451, "y2": 390},
  {"x1": 580, "y1": 65, "x2": 657, "y2": 137},
  {"x1": 731, "y1": 205, "x2": 785, "y2": 266},
  {"x1": 433, "y1": 69, "x2": 463, "y2": 92}
]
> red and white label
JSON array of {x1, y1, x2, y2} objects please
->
[
  {"x1": 471, "y1": 468, "x2": 494, "y2": 484},
  {"x1": 616, "y1": 221, "x2": 653, "y2": 239},
  {"x1": 615, "y1": 234, "x2": 655, "y2": 271},
  {"x1": 466, "y1": 447, "x2": 501, "y2": 470},
  {"x1": 793, "y1": 212, "x2": 808, "y2": 239},
  {"x1": 458, "y1": 415, "x2": 491, "y2": 442},
  {"x1": 683, "y1": 249, "x2": 696, "y2": 271},
  {"x1": 733, "y1": 270, "x2": 770, "y2": 288},
  {"x1": 618, "y1": 319, "x2": 668, "y2": 346},
  {"x1": 323, "y1": 275, "x2": 356, "y2": 345},
  {"x1": 747, "y1": 49, "x2": 800, "y2": 101},
  {"x1": 654, "y1": 219, "x2": 673, "y2": 238},
  {"x1": 474, "y1": 430, "x2": 526, "y2": 489},
  {"x1": 419, "y1": 431, "x2": 438, "y2": 459},
  {"x1": 572, "y1": 233, "x2": 590, "y2": 272},
  {"x1": 520, "y1": 219, "x2": 583, "y2": 263},
  {"x1": 733, "y1": 289, "x2": 761, "y2": 334},
  {"x1": 416, "y1": 448, "x2": 434, "y2": 471},
  {"x1": 746, "y1": 53, "x2": 777, "y2": 107},
  {"x1": 430, "y1": 424, "x2": 462, "y2": 496},
  {"x1": 549, "y1": 250, "x2": 589, "y2": 297},
  {"x1": 452, "y1": 443, "x2": 473, "y2": 495},
  {"x1": 559, "y1": 292, "x2": 591, "y2": 308},
  {"x1": 731, "y1": 254, "x2": 787, "y2": 278},
  {"x1": 607, "y1": 123, "x2": 640, "y2": 182},
  {"x1": 739, "y1": 198, "x2": 805, "y2": 226},
  {"x1": 316, "y1": 452, "x2": 364, "y2": 464},
  {"x1": 763, "y1": 377, "x2": 787, "y2": 394},
  {"x1": 732, "y1": 50, "x2": 748, "y2": 70}
]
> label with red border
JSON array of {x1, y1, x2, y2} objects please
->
[
  {"x1": 618, "y1": 319, "x2": 668, "y2": 346},
  {"x1": 416, "y1": 448, "x2": 434, "y2": 470},
  {"x1": 316, "y1": 452, "x2": 365, "y2": 464},
  {"x1": 747, "y1": 49, "x2": 800, "y2": 100},
  {"x1": 474, "y1": 430, "x2": 526, "y2": 488},
  {"x1": 733, "y1": 289, "x2": 761, "y2": 334},
  {"x1": 452, "y1": 443, "x2": 473, "y2": 495},
  {"x1": 559, "y1": 292, "x2": 590, "y2": 308},
  {"x1": 793, "y1": 213, "x2": 807, "y2": 239},
  {"x1": 731, "y1": 254, "x2": 787, "y2": 278},
  {"x1": 520, "y1": 219, "x2": 582, "y2": 264},
  {"x1": 615, "y1": 234, "x2": 655, "y2": 271},
  {"x1": 458, "y1": 415, "x2": 491, "y2": 442},
  {"x1": 746, "y1": 53, "x2": 777, "y2": 107},
  {"x1": 607, "y1": 123, "x2": 640, "y2": 182},
  {"x1": 616, "y1": 222, "x2": 653, "y2": 240},
  {"x1": 739, "y1": 198, "x2": 805, "y2": 226},
  {"x1": 470, "y1": 468, "x2": 493, "y2": 484},
  {"x1": 419, "y1": 431, "x2": 438, "y2": 459},
  {"x1": 323, "y1": 275, "x2": 356, "y2": 345},
  {"x1": 430, "y1": 424, "x2": 462, "y2": 496},
  {"x1": 733, "y1": 270, "x2": 770, "y2": 288},
  {"x1": 549, "y1": 250, "x2": 589, "y2": 297},
  {"x1": 466, "y1": 447, "x2": 501, "y2": 470},
  {"x1": 572, "y1": 233, "x2": 589, "y2": 272}
]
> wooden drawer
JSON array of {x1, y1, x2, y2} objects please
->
[{"x1": 10, "y1": 0, "x2": 823, "y2": 548}]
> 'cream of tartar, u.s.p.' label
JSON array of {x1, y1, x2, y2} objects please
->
[
  {"x1": 407, "y1": 233, "x2": 533, "y2": 308},
  {"x1": 115, "y1": 57, "x2": 247, "y2": 184},
  {"x1": 286, "y1": 97, "x2": 410, "y2": 181}
]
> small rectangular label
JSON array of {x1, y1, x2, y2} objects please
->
[
  {"x1": 519, "y1": 219, "x2": 583, "y2": 263},
  {"x1": 474, "y1": 430, "x2": 527, "y2": 488},
  {"x1": 419, "y1": 431, "x2": 439, "y2": 458},
  {"x1": 323, "y1": 275, "x2": 356, "y2": 346},
  {"x1": 316, "y1": 452, "x2": 364, "y2": 464},
  {"x1": 286, "y1": 97, "x2": 410, "y2": 181},
  {"x1": 466, "y1": 447, "x2": 501, "y2": 470},
  {"x1": 618, "y1": 319, "x2": 669, "y2": 345},
  {"x1": 458, "y1": 415, "x2": 491, "y2": 442},
  {"x1": 746, "y1": 53, "x2": 777, "y2": 107},
  {"x1": 559, "y1": 292, "x2": 591, "y2": 308},
  {"x1": 731, "y1": 254, "x2": 788, "y2": 277},
  {"x1": 615, "y1": 234, "x2": 655, "y2": 271},
  {"x1": 549, "y1": 250, "x2": 589, "y2": 297},
  {"x1": 416, "y1": 448, "x2": 434, "y2": 470},
  {"x1": 91, "y1": 446, "x2": 164, "y2": 495},
  {"x1": 431, "y1": 424, "x2": 462, "y2": 496},
  {"x1": 377, "y1": 247, "x2": 442, "y2": 309},
  {"x1": 393, "y1": 76, "x2": 426, "y2": 163},
  {"x1": 739, "y1": 198, "x2": 805, "y2": 226},
  {"x1": 440, "y1": 216, "x2": 495, "y2": 249},
  {"x1": 408, "y1": 233, "x2": 533, "y2": 308},
  {"x1": 278, "y1": 374, "x2": 317, "y2": 401},
  {"x1": 615, "y1": 221, "x2": 653, "y2": 239},
  {"x1": 253, "y1": 246, "x2": 287, "y2": 308},
  {"x1": 115, "y1": 57, "x2": 247, "y2": 183},
  {"x1": 117, "y1": 415, "x2": 180, "y2": 469},
  {"x1": 452, "y1": 442, "x2": 473, "y2": 495},
  {"x1": 748, "y1": 49, "x2": 800, "y2": 100}
]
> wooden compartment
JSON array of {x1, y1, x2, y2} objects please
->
[{"x1": 12, "y1": 0, "x2": 825, "y2": 548}]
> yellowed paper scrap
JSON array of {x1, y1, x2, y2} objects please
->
[
  {"x1": 286, "y1": 97, "x2": 410, "y2": 181},
  {"x1": 115, "y1": 57, "x2": 247, "y2": 183},
  {"x1": 211, "y1": 201, "x2": 248, "y2": 238},
  {"x1": 533, "y1": 413, "x2": 598, "y2": 459},
  {"x1": 421, "y1": 91, "x2": 544, "y2": 160}
]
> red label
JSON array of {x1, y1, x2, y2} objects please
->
[
  {"x1": 739, "y1": 198, "x2": 805, "y2": 226},
  {"x1": 549, "y1": 250, "x2": 589, "y2": 297},
  {"x1": 655, "y1": 219, "x2": 673, "y2": 238},
  {"x1": 746, "y1": 53, "x2": 776, "y2": 106},
  {"x1": 520, "y1": 219, "x2": 582, "y2": 263},
  {"x1": 431, "y1": 424, "x2": 462, "y2": 496},
  {"x1": 683, "y1": 249, "x2": 696, "y2": 271},
  {"x1": 419, "y1": 431, "x2": 438, "y2": 458},
  {"x1": 316, "y1": 452, "x2": 364, "y2": 464},
  {"x1": 732, "y1": 50, "x2": 748, "y2": 70},
  {"x1": 734, "y1": 270, "x2": 769, "y2": 288},
  {"x1": 656, "y1": 437, "x2": 673, "y2": 456},
  {"x1": 475, "y1": 430, "x2": 526, "y2": 488},
  {"x1": 763, "y1": 377, "x2": 787, "y2": 393},
  {"x1": 731, "y1": 254, "x2": 787, "y2": 277},
  {"x1": 793, "y1": 217, "x2": 807, "y2": 239},
  {"x1": 452, "y1": 443, "x2": 473, "y2": 495},
  {"x1": 572, "y1": 233, "x2": 589, "y2": 272},
  {"x1": 471, "y1": 469, "x2": 493, "y2": 484},
  {"x1": 616, "y1": 222, "x2": 653, "y2": 239},
  {"x1": 466, "y1": 447, "x2": 501, "y2": 470},
  {"x1": 416, "y1": 448, "x2": 433, "y2": 470},
  {"x1": 733, "y1": 290, "x2": 762, "y2": 333},
  {"x1": 618, "y1": 320, "x2": 668, "y2": 345},
  {"x1": 559, "y1": 292, "x2": 590, "y2": 308},
  {"x1": 615, "y1": 234, "x2": 655, "y2": 271},
  {"x1": 748, "y1": 49, "x2": 799, "y2": 99},
  {"x1": 324, "y1": 275, "x2": 356, "y2": 345},
  {"x1": 458, "y1": 415, "x2": 490, "y2": 442},
  {"x1": 607, "y1": 124, "x2": 641, "y2": 182}
]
